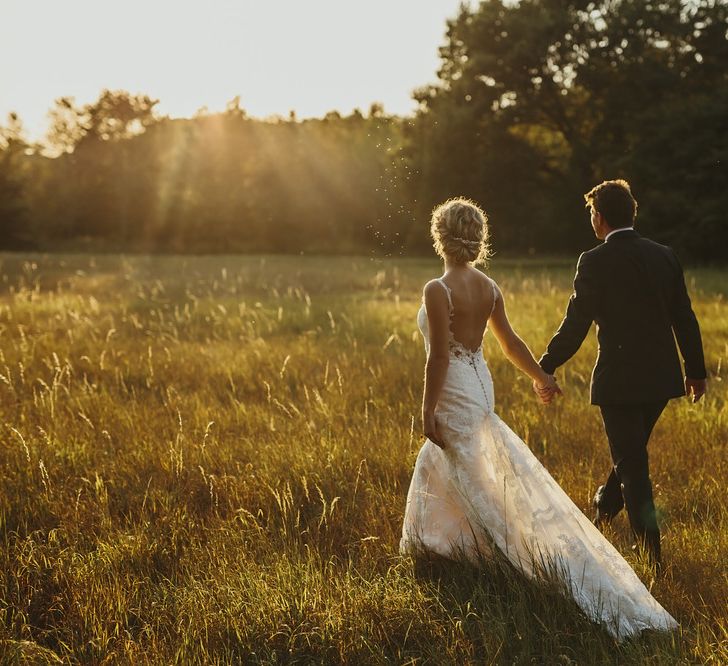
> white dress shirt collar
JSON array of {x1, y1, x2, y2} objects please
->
[{"x1": 605, "y1": 227, "x2": 634, "y2": 242}]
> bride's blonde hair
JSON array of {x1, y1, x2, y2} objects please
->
[{"x1": 430, "y1": 197, "x2": 491, "y2": 266}]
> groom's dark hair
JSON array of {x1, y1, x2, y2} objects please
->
[{"x1": 584, "y1": 179, "x2": 638, "y2": 229}]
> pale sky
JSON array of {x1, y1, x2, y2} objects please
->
[{"x1": 1, "y1": 0, "x2": 467, "y2": 140}]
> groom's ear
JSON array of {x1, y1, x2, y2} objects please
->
[{"x1": 596, "y1": 211, "x2": 609, "y2": 233}]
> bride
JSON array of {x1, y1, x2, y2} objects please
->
[{"x1": 400, "y1": 198, "x2": 678, "y2": 640}]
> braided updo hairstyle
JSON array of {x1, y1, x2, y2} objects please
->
[{"x1": 430, "y1": 197, "x2": 491, "y2": 266}]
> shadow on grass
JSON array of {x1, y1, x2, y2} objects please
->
[{"x1": 409, "y1": 548, "x2": 684, "y2": 665}]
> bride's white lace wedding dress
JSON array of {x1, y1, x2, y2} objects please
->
[{"x1": 400, "y1": 278, "x2": 678, "y2": 640}]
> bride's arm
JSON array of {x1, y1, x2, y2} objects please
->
[
  {"x1": 488, "y1": 283, "x2": 555, "y2": 391},
  {"x1": 422, "y1": 281, "x2": 450, "y2": 448}
]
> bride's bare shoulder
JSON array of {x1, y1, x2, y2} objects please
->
[
  {"x1": 422, "y1": 279, "x2": 450, "y2": 306},
  {"x1": 423, "y1": 278, "x2": 444, "y2": 292}
]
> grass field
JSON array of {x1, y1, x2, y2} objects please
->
[{"x1": 0, "y1": 253, "x2": 725, "y2": 664}]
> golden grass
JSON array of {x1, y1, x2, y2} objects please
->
[{"x1": 0, "y1": 253, "x2": 725, "y2": 664}]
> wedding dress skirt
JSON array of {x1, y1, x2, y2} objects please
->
[{"x1": 401, "y1": 297, "x2": 678, "y2": 640}]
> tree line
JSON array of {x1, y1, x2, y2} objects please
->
[{"x1": 1, "y1": 0, "x2": 726, "y2": 261}]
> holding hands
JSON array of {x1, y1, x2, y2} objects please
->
[{"x1": 533, "y1": 374, "x2": 562, "y2": 405}]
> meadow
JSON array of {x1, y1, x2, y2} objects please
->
[{"x1": 0, "y1": 253, "x2": 725, "y2": 664}]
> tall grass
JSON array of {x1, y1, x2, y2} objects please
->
[{"x1": 0, "y1": 254, "x2": 725, "y2": 664}]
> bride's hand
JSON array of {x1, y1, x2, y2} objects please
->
[{"x1": 423, "y1": 410, "x2": 446, "y2": 449}]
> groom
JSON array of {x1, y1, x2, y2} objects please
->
[{"x1": 536, "y1": 179, "x2": 707, "y2": 568}]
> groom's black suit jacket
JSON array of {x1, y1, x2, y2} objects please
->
[{"x1": 539, "y1": 229, "x2": 706, "y2": 405}]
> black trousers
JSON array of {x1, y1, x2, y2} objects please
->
[{"x1": 597, "y1": 401, "x2": 667, "y2": 561}]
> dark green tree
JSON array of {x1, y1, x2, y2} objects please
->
[
  {"x1": 406, "y1": 0, "x2": 728, "y2": 258},
  {"x1": 0, "y1": 113, "x2": 31, "y2": 249}
]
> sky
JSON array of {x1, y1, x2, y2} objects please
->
[{"x1": 1, "y1": 0, "x2": 466, "y2": 141}]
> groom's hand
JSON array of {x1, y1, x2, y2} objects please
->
[
  {"x1": 533, "y1": 375, "x2": 562, "y2": 405},
  {"x1": 685, "y1": 377, "x2": 707, "y2": 403}
]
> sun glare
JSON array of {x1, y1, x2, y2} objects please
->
[{"x1": 1, "y1": 0, "x2": 464, "y2": 140}]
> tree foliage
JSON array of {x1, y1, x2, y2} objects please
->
[
  {"x1": 0, "y1": 114, "x2": 30, "y2": 249},
  {"x1": 6, "y1": 91, "x2": 407, "y2": 254},
  {"x1": 412, "y1": 0, "x2": 728, "y2": 258}
]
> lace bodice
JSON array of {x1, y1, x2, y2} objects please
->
[
  {"x1": 418, "y1": 276, "x2": 497, "y2": 414},
  {"x1": 417, "y1": 277, "x2": 496, "y2": 361}
]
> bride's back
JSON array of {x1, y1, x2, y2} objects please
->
[{"x1": 441, "y1": 266, "x2": 496, "y2": 351}]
